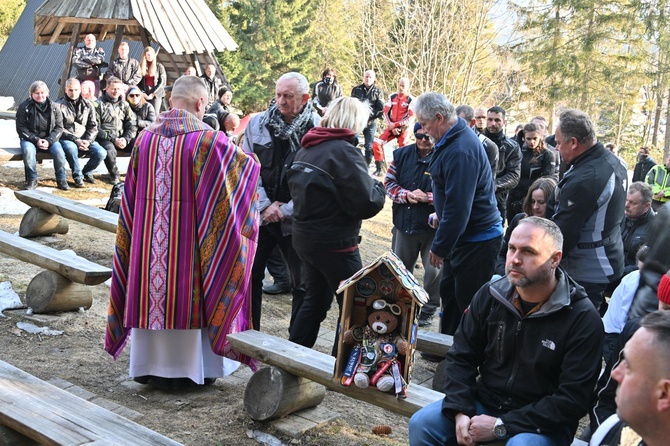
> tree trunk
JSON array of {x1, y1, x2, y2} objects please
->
[
  {"x1": 19, "y1": 208, "x2": 69, "y2": 238},
  {"x1": 665, "y1": 87, "x2": 670, "y2": 154},
  {"x1": 243, "y1": 366, "x2": 325, "y2": 421},
  {"x1": 26, "y1": 271, "x2": 93, "y2": 313}
]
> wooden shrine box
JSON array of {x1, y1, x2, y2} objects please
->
[{"x1": 334, "y1": 251, "x2": 429, "y2": 394}]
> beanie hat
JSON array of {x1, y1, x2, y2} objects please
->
[
  {"x1": 658, "y1": 271, "x2": 670, "y2": 306},
  {"x1": 413, "y1": 122, "x2": 422, "y2": 133},
  {"x1": 127, "y1": 86, "x2": 141, "y2": 96}
]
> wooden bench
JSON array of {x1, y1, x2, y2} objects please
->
[
  {"x1": 0, "y1": 230, "x2": 110, "y2": 312},
  {"x1": 0, "y1": 146, "x2": 134, "y2": 163},
  {"x1": 0, "y1": 359, "x2": 182, "y2": 446},
  {"x1": 226, "y1": 330, "x2": 445, "y2": 420},
  {"x1": 15, "y1": 189, "x2": 118, "y2": 235}
]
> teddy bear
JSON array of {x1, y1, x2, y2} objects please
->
[{"x1": 342, "y1": 299, "x2": 409, "y2": 393}]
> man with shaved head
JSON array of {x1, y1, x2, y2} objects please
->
[
  {"x1": 105, "y1": 75, "x2": 261, "y2": 389},
  {"x1": 72, "y1": 33, "x2": 106, "y2": 95}
]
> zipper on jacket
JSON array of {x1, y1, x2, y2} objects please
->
[{"x1": 504, "y1": 320, "x2": 523, "y2": 395}]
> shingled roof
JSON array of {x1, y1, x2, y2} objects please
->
[
  {"x1": 0, "y1": 0, "x2": 236, "y2": 106},
  {"x1": 34, "y1": 0, "x2": 237, "y2": 54}
]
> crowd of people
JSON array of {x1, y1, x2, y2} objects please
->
[
  {"x1": 16, "y1": 35, "x2": 234, "y2": 189},
  {"x1": 13, "y1": 41, "x2": 670, "y2": 444}
]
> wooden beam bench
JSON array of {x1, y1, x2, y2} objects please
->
[
  {"x1": 226, "y1": 330, "x2": 445, "y2": 420},
  {"x1": 0, "y1": 230, "x2": 110, "y2": 312},
  {"x1": 0, "y1": 146, "x2": 134, "y2": 163},
  {"x1": 0, "y1": 359, "x2": 182, "y2": 446},
  {"x1": 15, "y1": 189, "x2": 118, "y2": 235}
]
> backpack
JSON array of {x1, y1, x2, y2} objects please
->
[{"x1": 105, "y1": 182, "x2": 124, "y2": 213}]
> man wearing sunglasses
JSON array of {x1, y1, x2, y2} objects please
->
[
  {"x1": 384, "y1": 122, "x2": 440, "y2": 327},
  {"x1": 409, "y1": 217, "x2": 603, "y2": 446}
]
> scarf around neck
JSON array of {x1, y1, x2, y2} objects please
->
[{"x1": 260, "y1": 101, "x2": 314, "y2": 153}]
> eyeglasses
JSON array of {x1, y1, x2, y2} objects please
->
[
  {"x1": 415, "y1": 134, "x2": 430, "y2": 141},
  {"x1": 371, "y1": 299, "x2": 402, "y2": 316},
  {"x1": 128, "y1": 94, "x2": 140, "y2": 98}
]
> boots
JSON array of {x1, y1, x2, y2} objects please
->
[
  {"x1": 373, "y1": 161, "x2": 383, "y2": 176},
  {"x1": 365, "y1": 155, "x2": 372, "y2": 168}
]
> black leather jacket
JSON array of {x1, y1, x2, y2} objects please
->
[
  {"x1": 57, "y1": 96, "x2": 98, "y2": 142},
  {"x1": 351, "y1": 83, "x2": 385, "y2": 124},
  {"x1": 94, "y1": 93, "x2": 137, "y2": 142}
]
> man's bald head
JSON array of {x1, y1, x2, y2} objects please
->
[
  {"x1": 223, "y1": 113, "x2": 240, "y2": 133},
  {"x1": 170, "y1": 76, "x2": 208, "y2": 120}
]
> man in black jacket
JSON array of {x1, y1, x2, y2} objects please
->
[
  {"x1": 484, "y1": 106, "x2": 521, "y2": 222},
  {"x1": 632, "y1": 146, "x2": 655, "y2": 183},
  {"x1": 242, "y1": 72, "x2": 319, "y2": 330},
  {"x1": 351, "y1": 70, "x2": 384, "y2": 167},
  {"x1": 621, "y1": 182, "x2": 655, "y2": 275},
  {"x1": 547, "y1": 108, "x2": 626, "y2": 312},
  {"x1": 408, "y1": 217, "x2": 603, "y2": 446},
  {"x1": 58, "y1": 78, "x2": 107, "y2": 186}
]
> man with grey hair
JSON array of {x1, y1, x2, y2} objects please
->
[
  {"x1": 547, "y1": 108, "x2": 627, "y2": 313},
  {"x1": 413, "y1": 92, "x2": 503, "y2": 338},
  {"x1": 456, "y1": 104, "x2": 498, "y2": 175},
  {"x1": 409, "y1": 216, "x2": 603, "y2": 446},
  {"x1": 242, "y1": 72, "x2": 320, "y2": 331}
]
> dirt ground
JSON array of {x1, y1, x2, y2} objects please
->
[{"x1": 0, "y1": 162, "x2": 441, "y2": 446}]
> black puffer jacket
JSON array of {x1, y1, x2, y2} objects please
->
[
  {"x1": 129, "y1": 102, "x2": 156, "y2": 131},
  {"x1": 288, "y1": 127, "x2": 386, "y2": 250},
  {"x1": 16, "y1": 97, "x2": 63, "y2": 145},
  {"x1": 441, "y1": 268, "x2": 603, "y2": 439}
]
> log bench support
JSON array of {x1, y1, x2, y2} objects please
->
[
  {"x1": 226, "y1": 330, "x2": 445, "y2": 420},
  {"x1": 0, "y1": 230, "x2": 110, "y2": 313},
  {"x1": 14, "y1": 189, "x2": 119, "y2": 234}
]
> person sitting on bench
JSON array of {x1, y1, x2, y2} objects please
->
[
  {"x1": 57, "y1": 78, "x2": 107, "y2": 186},
  {"x1": 16, "y1": 81, "x2": 70, "y2": 190},
  {"x1": 94, "y1": 77, "x2": 136, "y2": 184},
  {"x1": 408, "y1": 217, "x2": 603, "y2": 446}
]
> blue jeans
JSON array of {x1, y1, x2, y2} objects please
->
[
  {"x1": 362, "y1": 120, "x2": 377, "y2": 162},
  {"x1": 408, "y1": 400, "x2": 572, "y2": 446},
  {"x1": 21, "y1": 139, "x2": 67, "y2": 182},
  {"x1": 60, "y1": 140, "x2": 107, "y2": 178}
]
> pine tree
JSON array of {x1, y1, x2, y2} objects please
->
[{"x1": 218, "y1": 0, "x2": 319, "y2": 112}]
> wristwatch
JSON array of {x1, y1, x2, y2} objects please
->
[{"x1": 493, "y1": 418, "x2": 508, "y2": 440}]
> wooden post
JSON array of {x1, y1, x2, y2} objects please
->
[
  {"x1": 243, "y1": 366, "x2": 326, "y2": 421},
  {"x1": 26, "y1": 271, "x2": 93, "y2": 314},
  {"x1": 58, "y1": 22, "x2": 81, "y2": 98},
  {"x1": 19, "y1": 208, "x2": 69, "y2": 238}
]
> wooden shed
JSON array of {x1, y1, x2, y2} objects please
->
[{"x1": 5, "y1": 0, "x2": 237, "y2": 99}]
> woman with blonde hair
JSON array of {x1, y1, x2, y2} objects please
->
[
  {"x1": 137, "y1": 46, "x2": 166, "y2": 113},
  {"x1": 80, "y1": 80, "x2": 97, "y2": 101},
  {"x1": 286, "y1": 96, "x2": 387, "y2": 353},
  {"x1": 16, "y1": 81, "x2": 73, "y2": 190}
]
